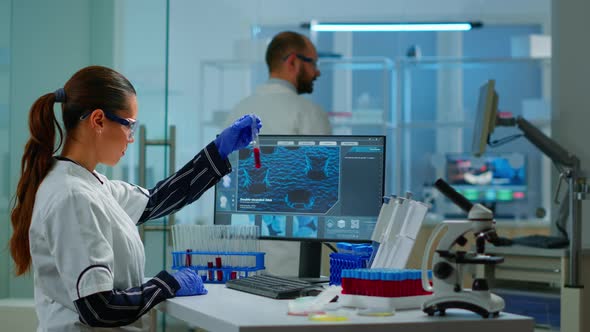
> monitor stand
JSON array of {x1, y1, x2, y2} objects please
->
[{"x1": 297, "y1": 241, "x2": 329, "y2": 284}]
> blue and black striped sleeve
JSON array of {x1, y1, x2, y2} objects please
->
[
  {"x1": 137, "y1": 142, "x2": 232, "y2": 224},
  {"x1": 74, "y1": 270, "x2": 179, "y2": 328}
]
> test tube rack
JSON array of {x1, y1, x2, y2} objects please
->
[
  {"x1": 171, "y1": 250, "x2": 265, "y2": 283},
  {"x1": 338, "y1": 268, "x2": 434, "y2": 311}
]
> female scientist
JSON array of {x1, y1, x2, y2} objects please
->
[{"x1": 9, "y1": 65, "x2": 261, "y2": 331}]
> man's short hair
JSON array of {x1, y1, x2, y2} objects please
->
[{"x1": 265, "y1": 31, "x2": 309, "y2": 72}]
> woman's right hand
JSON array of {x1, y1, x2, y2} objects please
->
[{"x1": 214, "y1": 114, "x2": 262, "y2": 159}]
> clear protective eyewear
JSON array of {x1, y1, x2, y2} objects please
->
[
  {"x1": 80, "y1": 110, "x2": 138, "y2": 140},
  {"x1": 282, "y1": 53, "x2": 320, "y2": 68}
]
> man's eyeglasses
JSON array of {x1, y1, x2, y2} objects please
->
[
  {"x1": 80, "y1": 110, "x2": 138, "y2": 140},
  {"x1": 283, "y1": 53, "x2": 319, "y2": 68}
]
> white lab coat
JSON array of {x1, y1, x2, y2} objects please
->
[
  {"x1": 29, "y1": 160, "x2": 149, "y2": 331},
  {"x1": 226, "y1": 78, "x2": 332, "y2": 276},
  {"x1": 226, "y1": 78, "x2": 332, "y2": 135}
]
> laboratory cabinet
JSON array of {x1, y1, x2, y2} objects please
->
[{"x1": 477, "y1": 246, "x2": 590, "y2": 330}]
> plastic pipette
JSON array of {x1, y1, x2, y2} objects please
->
[{"x1": 252, "y1": 116, "x2": 261, "y2": 168}]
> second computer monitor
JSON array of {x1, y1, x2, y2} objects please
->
[
  {"x1": 214, "y1": 135, "x2": 386, "y2": 242},
  {"x1": 446, "y1": 152, "x2": 527, "y2": 203}
]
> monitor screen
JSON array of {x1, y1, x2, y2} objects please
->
[
  {"x1": 214, "y1": 135, "x2": 386, "y2": 243},
  {"x1": 472, "y1": 79, "x2": 498, "y2": 157},
  {"x1": 445, "y1": 153, "x2": 527, "y2": 203}
]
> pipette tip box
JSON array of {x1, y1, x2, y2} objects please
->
[{"x1": 329, "y1": 252, "x2": 371, "y2": 286}]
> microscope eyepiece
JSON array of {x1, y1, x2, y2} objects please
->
[{"x1": 434, "y1": 178, "x2": 473, "y2": 213}]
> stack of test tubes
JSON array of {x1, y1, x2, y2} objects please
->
[
  {"x1": 340, "y1": 269, "x2": 433, "y2": 297},
  {"x1": 171, "y1": 224, "x2": 265, "y2": 283},
  {"x1": 329, "y1": 242, "x2": 373, "y2": 286}
]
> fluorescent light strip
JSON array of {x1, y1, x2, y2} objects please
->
[{"x1": 311, "y1": 23, "x2": 473, "y2": 32}]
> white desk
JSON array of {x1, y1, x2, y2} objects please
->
[{"x1": 155, "y1": 284, "x2": 534, "y2": 332}]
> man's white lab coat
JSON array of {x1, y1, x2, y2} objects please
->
[{"x1": 226, "y1": 78, "x2": 331, "y2": 135}]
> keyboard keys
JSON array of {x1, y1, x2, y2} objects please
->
[{"x1": 226, "y1": 275, "x2": 313, "y2": 299}]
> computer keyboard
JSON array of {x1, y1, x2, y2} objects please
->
[
  {"x1": 225, "y1": 274, "x2": 314, "y2": 299},
  {"x1": 511, "y1": 235, "x2": 569, "y2": 249}
]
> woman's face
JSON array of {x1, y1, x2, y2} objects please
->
[{"x1": 97, "y1": 95, "x2": 138, "y2": 166}]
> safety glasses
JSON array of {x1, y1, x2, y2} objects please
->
[
  {"x1": 80, "y1": 110, "x2": 138, "y2": 140},
  {"x1": 282, "y1": 53, "x2": 319, "y2": 68}
]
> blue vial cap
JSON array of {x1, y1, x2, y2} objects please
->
[
  {"x1": 353, "y1": 269, "x2": 362, "y2": 279},
  {"x1": 341, "y1": 269, "x2": 349, "y2": 278},
  {"x1": 382, "y1": 270, "x2": 393, "y2": 281},
  {"x1": 361, "y1": 269, "x2": 371, "y2": 280},
  {"x1": 402, "y1": 270, "x2": 409, "y2": 281},
  {"x1": 413, "y1": 270, "x2": 421, "y2": 280},
  {"x1": 369, "y1": 270, "x2": 381, "y2": 280}
]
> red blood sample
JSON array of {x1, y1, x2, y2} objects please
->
[
  {"x1": 216, "y1": 257, "x2": 223, "y2": 281},
  {"x1": 185, "y1": 249, "x2": 192, "y2": 267},
  {"x1": 254, "y1": 147, "x2": 261, "y2": 168},
  {"x1": 207, "y1": 261, "x2": 214, "y2": 281}
]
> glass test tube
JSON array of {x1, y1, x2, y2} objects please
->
[{"x1": 251, "y1": 117, "x2": 261, "y2": 168}]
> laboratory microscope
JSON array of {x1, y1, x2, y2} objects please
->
[{"x1": 421, "y1": 178, "x2": 505, "y2": 318}]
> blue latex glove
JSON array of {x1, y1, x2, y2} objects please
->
[
  {"x1": 173, "y1": 268, "x2": 208, "y2": 296},
  {"x1": 214, "y1": 114, "x2": 262, "y2": 159}
]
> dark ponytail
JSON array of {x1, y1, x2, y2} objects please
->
[
  {"x1": 10, "y1": 93, "x2": 63, "y2": 275},
  {"x1": 9, "y1": 65, "x2": 136, "y2": 275}
]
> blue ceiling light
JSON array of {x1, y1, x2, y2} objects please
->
[{"x1": 306, "y1": 21, "x2": 482, "y2": 32}]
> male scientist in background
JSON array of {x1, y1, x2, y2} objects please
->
[
  {"x1": 226, "y1": 31, "x2": 332, "y2": 277},
  {"x1": 226, "y1": 31, "x2": 332, "y2": 135}
]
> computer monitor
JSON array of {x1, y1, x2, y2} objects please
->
[
  {"x1": 472, "y1": 79, "x2": 499, "y2": 157},
  {"x1": 214, "y1": 135, "x2": 386, "y2": 278},
  {"x1": 445, "y1": 153, "x2": 527, "y2": 204}
]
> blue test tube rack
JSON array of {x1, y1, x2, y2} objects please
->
[{"x1": 171, "y1": 251, "x2": 265, "y2": 283}]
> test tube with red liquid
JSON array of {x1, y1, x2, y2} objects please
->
[
  {"x1": 252, "y1": 118, "x2": 261, "y2": 168},
  {"x1": 185, "y1": 249, "x2": 192, "y2": 267},
  {"x1": 215, "y1": 257, "x2": 223, "y2": 282}
]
